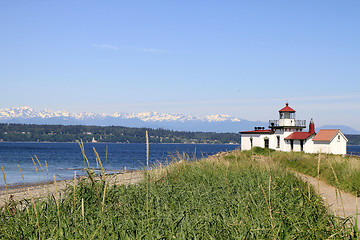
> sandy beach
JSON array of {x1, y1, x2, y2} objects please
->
[{"x1": 0, "y1": 171, "x2": 144, "y2": 208}]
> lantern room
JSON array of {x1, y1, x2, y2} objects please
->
[
  {"x1": 279, "y1": 103, "x2": 295, "y2": 119},
  {"x1": 269, "y1": 103, "x2": 306, "y2": 129}
]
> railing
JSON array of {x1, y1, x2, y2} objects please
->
[
  {"x1": 269, "y1": 120, "x2": 306, "y2": 128},
  {"x1": 295, "y1": 120, "x2": 306, "y2": 127},
  {"x1": 269, "y1": 120, "x2": 279, "y2": 127}
]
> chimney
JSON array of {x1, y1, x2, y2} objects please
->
[{"x1": 309, "y1": 118, "x2": 315, "y2": 134}]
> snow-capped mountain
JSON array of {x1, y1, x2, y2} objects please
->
[
  {"x1": 0, "y1": 107, "x2": 107, "y2": 120},
  {"x1": 0, "y1": 106, "x2": 266, "y2": 133}
]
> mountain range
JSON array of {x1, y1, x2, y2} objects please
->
[
  {"x1": 0, "y1": 106, "x2": 267, "y2": 133},
  {"x1": 0, "y1": 106, "x2": 359, "y2": 134}
]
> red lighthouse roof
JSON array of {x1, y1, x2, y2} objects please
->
[
  {"x1": 279, "y1": 103, "x2": 295, "y2": 112},
  {"x1": 285, "y1": 132, "x2": 315, "y2": 140}
]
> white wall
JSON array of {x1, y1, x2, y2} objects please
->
[
  {"x1": 240, "y1": 134, "x2": 252, "y2": 150},
  {"x1": 330, "y1": 133, "x2": 347, "y2": 154},
  {"x1": 241, "y1": 134, "x2": 273, "y2": 150},
  {"x1": 303, "y1": 137, "x2": 315, "y2": 153},
  {"x1": 313, "y1": 142, "x2": 330, "y2": 154},
  {"x1": 279, "y1": 119, "x2": 295, "y2": 127},
  {"x1": 241, "y1": 130, "x2": 298, "y2": 152}
]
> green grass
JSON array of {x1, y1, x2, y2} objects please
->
[
  {"x1": 0, "y1": 149, "x2": 358, "y2": 239},
  {"x1": 248, "y1": 148, "x2": 360, "y2": 197}
]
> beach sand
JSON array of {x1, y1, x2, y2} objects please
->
[{"x1": 0, "y1": 171, "x2": 144, "y2": 208}]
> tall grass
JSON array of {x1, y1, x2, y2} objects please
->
[
  {"x1": 146, "y1": 130, "x2": 150, "y2": 228},
  {"x1": 0, "y1": 145, "x2": 357, "y2": 239},
  {"x1": 34, "y1": 155, "x2": 43, "y2": 173},
  {"x1": 76, "y1": 139, "x2": 90, "y2": 169},
  {"x1": 18, "y1": 165, "x2": 25, "y2": 184},
  {"x1": 31, "y1": 157, "x2": 39, "y2": 175},
  {"x1": 255, "y1": 147, "x2": 360, "y2": 196},
  {"x1": 27, "y1": 188, "x2": 41, "y2": 238},
  {"x1": 1, "y1": 165, "x2": 7, "y2": 191}
]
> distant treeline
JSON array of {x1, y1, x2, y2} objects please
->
[
  {"x1": 0, "y1": 123, "x2": 240, "y2": 144},
  {"x1": 1, "y1": 123, "x2": 358, "y2": 146},
  {"x1": 346, "y1": 135, "x2": 360, "y2": 146}
]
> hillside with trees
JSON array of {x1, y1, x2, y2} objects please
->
[
  {"x1": 1, "y1": 123, "x2": 359, "y2": 145},
  {"x1": 0, "y1": 123, "x2": 239, "y2": 144}
]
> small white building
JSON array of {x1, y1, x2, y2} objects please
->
[
  {"x1": 240, "y1": 103, "x2": 348, "y2": 155},
  {"x1": 312, "y1": 129, "x2": 348, "y2": 155}
]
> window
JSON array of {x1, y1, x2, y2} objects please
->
[
  {"x1": 264, "y1": 138, "x2": 269, "y2": 148},
  {"x1": 338, "y1": 135, "x2": 341, "y2": 142},
  {"x1": 277, "y1": 136, "x2": 280, "y2": 148},
  {"x1": 250, "y1": 137, "x2": 253, "y2": 148}
]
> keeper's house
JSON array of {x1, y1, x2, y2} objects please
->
[{"x1": 240, "y1": 103, "x2": 348, "y2": 155}]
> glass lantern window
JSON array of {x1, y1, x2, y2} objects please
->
[{"x1": 280, "y1": 112, "x2": 295, "y2": 119}]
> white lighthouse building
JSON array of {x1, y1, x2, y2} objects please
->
[{"x1": 240, "y1": 103, "x2": 348, "y2": 155}]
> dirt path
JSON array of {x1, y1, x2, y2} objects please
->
[
  {"x1": 249, "y1": 153, "x2": 360, "y2": 227},
  {"x1": 294, "y1": 172, "x2": 360, "y2": 228},
  {"x1": 0, "y1": 171, "x2": 143, "y2": 208}
]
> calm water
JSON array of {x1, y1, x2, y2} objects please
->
[
  {"x1": 0, "y1": 142, "x2": 239, "y2": 187},
  {"x1": 348, "y1": 145, "x2": 360, "y2": 156}
]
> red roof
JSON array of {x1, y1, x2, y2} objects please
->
[
  {"x1": 279, "y1": 103, "x2": 295, "y2": 112},
  {"x1": 240, "y1": 129, "x2": 274, "y2": 134},
  {"x1": 285, "y1": 132, "x2": 314, "y2": 140},
  {"x1": 312, "y1": 129, "x2": 340, "y2": 142}
]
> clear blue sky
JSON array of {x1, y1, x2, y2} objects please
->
[{"x1": 1, "y1": 1, "x2": 359, "y2": 130}]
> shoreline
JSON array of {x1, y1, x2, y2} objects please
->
[
  {"x1": 0, "y1": 170, "x2": 143, "y2": 208},
  {"x1": 0, "y1": 169, "x2": 138, "y2": 191}
]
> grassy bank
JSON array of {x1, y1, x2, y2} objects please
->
[
  {"x1": 0, "y1": 149, "x2": 357, "y2": 239},
  {"x1": 248, "y1": 147, "x2": 360, "y2": 197}
]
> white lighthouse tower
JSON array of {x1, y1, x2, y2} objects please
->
[{"x1": 269, "y1": 102, "x2": 306, "y2": 138}]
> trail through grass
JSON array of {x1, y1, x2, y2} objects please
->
[{"x1": 249, "y1": 147, "x2": 360, "y2": 197}]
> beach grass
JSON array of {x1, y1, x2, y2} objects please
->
[
  {"x1": 247, "y1": 147, "x2": 360, "y2": 196},
  {"x1": 0, "y1": 147, "x2": 357, "y2": 239}
]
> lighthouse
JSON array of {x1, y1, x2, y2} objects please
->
[
  {"x1": 269, "y1": 103, "x2": 306, "y2": 133},
  {"x1": 240, "y1": 103, "x2": 348, "y2": 154}
]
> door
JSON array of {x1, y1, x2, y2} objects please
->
[{"x1": 264, "y1": 138, "x2": 269, "y2": 148}]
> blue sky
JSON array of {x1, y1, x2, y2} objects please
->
[{"x1": 1, "y1": 1, "x2": 359, "y2": 130}]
